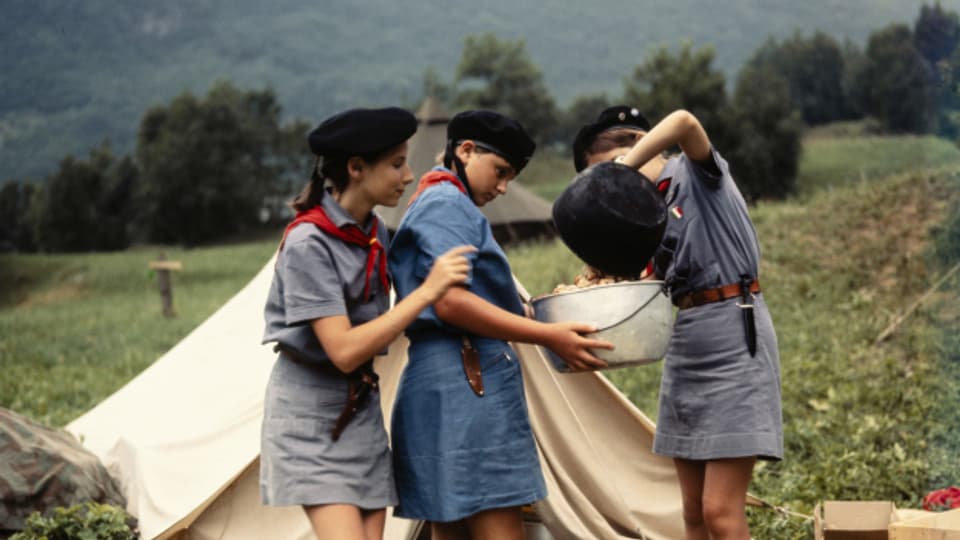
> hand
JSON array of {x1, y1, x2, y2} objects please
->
[
  {"x1": 421, "y1": 245, "x2": 477, "y2": 302},
  {"x1": 544, "y1": 322, "x2": 613, "y2": 372}
]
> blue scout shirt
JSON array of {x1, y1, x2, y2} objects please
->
[
  {"x1": 389, "y1": 168, "x2": 523, "y2": 336},
  {"x1": 262, "y1": 189, "x2": 391, "y2": 363},
  {"x1": 653, "y1": 148, "x2": 762, "y2": 301}
]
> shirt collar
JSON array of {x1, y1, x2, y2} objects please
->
[{"x1": 320, "y1": 188, "x2": 375, "y2": 234}]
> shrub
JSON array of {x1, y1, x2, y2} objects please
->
[{"x1": 9, "y1": 502, "x2": 137, "y2": 540}]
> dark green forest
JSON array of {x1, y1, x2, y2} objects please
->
[{"x1": 0, "y1": 0, "x2": 935, "y2": 182}]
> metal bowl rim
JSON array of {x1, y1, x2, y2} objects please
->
[{"x1": 530, "y1": 279, "x2": 666, "y2": 304}]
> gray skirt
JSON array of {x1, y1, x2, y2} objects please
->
[
  {"x1": 653, "y1": 294, "x2": 783, "y2": 461},
  {"x1": 260, "y1": 354, "x2": 397, "y2": 508}
]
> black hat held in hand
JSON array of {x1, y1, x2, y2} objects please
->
[
  {"x1": 447, "y1": 110, "x2": 536, "y2": 173},
  {"x1": 552, "y1": 161, "x2": 667, "y2": 277},
  {"x1": 308, "y1": 107, "x2": 418, "y2": 156},
  {"x1": 572, "y1": 105, "x2": 651, "y2": 172}
]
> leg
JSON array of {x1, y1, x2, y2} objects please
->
[
  {"x1": 361, "y1": 508, "x2": 386, "y2": 540},
  {"x1": 701, "y1": 457, "x2": 756, "y2": 540},
  {"x1": 431, "y1": 519, "x2": 470, "y2": 540},
  {"x1": 673, "y1": 458, "x2": 708, "y2": 540},
  {"x1": 303, "y1": 504, "x2": 365, "y2": 540},
  {"x1": 465, "y1": 506, "x2": 525, "y2": 540}
]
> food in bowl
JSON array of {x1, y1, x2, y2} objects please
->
[{"x1": 531, "y1": 277, "x2": 673, "y2": 373}]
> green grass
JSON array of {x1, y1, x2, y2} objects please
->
[
  {"x1": 796, "y1": 134, "x2": 960, "y2": 196},
  {"x1": 518, "y1": 130, "x2": 960, "y2": 205},
  {"x1": 2, "y1": 130, "x2": 959, "y2": 538},
  {"x1": 0, "y1": 240, "x2": 279, "y2": 426},
  {"x1": 509, "y1": 168, "x2": 960, "y2": 538}
]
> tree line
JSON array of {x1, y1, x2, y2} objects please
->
[{"x1": 2, "y1": 3, "x2": 957, "y2": 253}]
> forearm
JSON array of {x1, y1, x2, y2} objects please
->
[
  {"x1": 313, "y1": 287, "x2": 436, "y2": 373},
  {"x1": 434, "y1": 286, "x2": 549, "y2": 344},
  {"x1": 621, "y1": 109, "x2": 710, "y2": 168}
]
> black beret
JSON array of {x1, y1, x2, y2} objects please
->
[
  {"x1": 572, "y1": 105, "x2": 652, "y2": 172},
  {"x1": 552, "y1": 161, "x2": 666, "y2": 276},
  {"x1": 448, "y1": 110, "x2": 536, "y2": 173},
  {"x1": 307, "y1": 107, "x2": 417, "y2": 157}
]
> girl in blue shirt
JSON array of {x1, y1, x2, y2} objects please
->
[{"x1": 388, "y1": 110, "x2": 612, "y2": 540}]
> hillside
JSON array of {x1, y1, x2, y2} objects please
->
[{"x1": 0, "y1": 0, "x2": 933, "y2": 181}]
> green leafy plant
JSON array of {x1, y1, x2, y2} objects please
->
[{"x1": 9, "y1": 502, "x2": 137, "y2": 540}]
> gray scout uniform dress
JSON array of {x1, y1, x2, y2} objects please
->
[
  {"x1": 652, "y1": 148, "x2": 783, "y2": 461},
  {"x1": 260, "y1": 190, "x2": 396, "y2": 508}
]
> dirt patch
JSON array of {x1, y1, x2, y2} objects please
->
[{"x1": 16, "y1": 282, "x2": 87, "y2": 308}]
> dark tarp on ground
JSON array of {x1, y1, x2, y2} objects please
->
[{"x1": 0, "y1": 407, "x2": 126, "y2": 535}]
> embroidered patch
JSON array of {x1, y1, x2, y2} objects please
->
[{"x1": 671, "y1": 206, "x2": 683, "y2": 219}]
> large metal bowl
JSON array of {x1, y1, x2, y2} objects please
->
[{"x1": 530, "y1": 280, "x2": 672, "y2": 372}]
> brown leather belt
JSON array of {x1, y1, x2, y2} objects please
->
[
  {"x1": 675, "y1": 279, "x2": 760, "y2": 310},
  {"x1": 273, "y1": 344, "x2": 378, "y2": 441}
]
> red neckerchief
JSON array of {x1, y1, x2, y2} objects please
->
[
  {"x1": 280, "y1": 205, "x2": 388, "y2": 303},
  {"x1": 406, "y1": 169, "x2": 468, "y2": 207}
]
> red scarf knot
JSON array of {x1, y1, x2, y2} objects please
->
[
  {"x1": 280, "y1": 205, "x2": 389, "y2": 303},
  {"x1": 407, "y1": 169, "x2": 468, "y2": 207}
]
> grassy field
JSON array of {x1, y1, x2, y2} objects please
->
[
  {"x1": 2, "y1": 131, "x2": 959, "y2": 538},
  {"x1": 520, "y1": 127, "x2": 960, "y2": 203},
  {"x1": 0, "y1": 241, "x2": 278, "y2": 426}
]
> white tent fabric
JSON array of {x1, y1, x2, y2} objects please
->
[{"x1": 66, "y1": 259, "x2": 685, "y2": 539}]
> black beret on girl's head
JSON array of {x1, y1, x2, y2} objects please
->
[
  {"x1": 447, "y1": 110, "x2": 536, "y2": 173},
  {"x1": 572, "y1": 105, "x2": 651, "y2": 172},
  {"x1": 307, "y1": 107, "x2": 418, "y2": 157}
]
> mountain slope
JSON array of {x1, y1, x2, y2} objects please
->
[{"x1": 0, "y1": 0, "x2": 933, "y2": 181}]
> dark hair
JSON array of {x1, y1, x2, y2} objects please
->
[
  {"x1": 290, "y1": 144, "x2": 400, "y2": 212},
  {"x1": 580, "y1": 128, "x2": 642, "y2": 165}
]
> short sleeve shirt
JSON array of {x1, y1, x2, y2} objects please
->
[
  {"x1": 653, "y1": 148, "x2": 762, "y2": 301},
  {"x1": 262, "y1": 190, "x2": 391, "y2": 363},
  {"x1": 388, "y1": 169, "x2": 523, "y2": 334}
]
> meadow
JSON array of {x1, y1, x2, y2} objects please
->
[{"x1": 2, "y1": 131, "x2": 959, "y2": 538}]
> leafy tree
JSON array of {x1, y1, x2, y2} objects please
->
[
  {"x1": 747, "y1": 32, "x2": 855, "y2": 125},
  {"x1": 725, "y1": 64, "x2": 805, "y2": 201},
  {"x1": 453, "y1": 33, "x2": 558, "y2": 142},
  {"x1": 622, "y1": 42, "x2": 801, "y2": 200},
  {"x1": 422, "y1": 67, "x2": 453, "y2": 107},
  {"x1": 622, "y1": 42, "x2": 729, "y2": 143},
  {"x1": 0, "y1": 180, "x2": 37, "y2": 252},
  {"x1": 915, "y1": 2, "x2": 960, "y2": 64},
  {"x1": 853, "y1": 24, "x2": 937, "y2": 133},
  {"x1": 136, "y1": 81, "x2": 306, "y2": 245},
  {"x1": 914, "y1": 3, "x2": 960, "y2": 138},
  {"x1": 555, "y1": 93, "x2": 613, "y2": 150},
  {"x1": 31, "y1": 143, "x2": 136, "y2": 252}
]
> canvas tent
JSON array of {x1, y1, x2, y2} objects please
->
[
  {"x1": 375, "y1": 98, "x2": 556, "y2": 244},
  {"x1": 65, "y1": 257, "x2": 690, "y2": 539}
]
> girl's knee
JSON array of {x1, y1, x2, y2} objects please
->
[{"x1": 701, "y1": 500, "x2": 746, "y2": 537}]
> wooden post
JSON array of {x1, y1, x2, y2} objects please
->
[{"x1": 149, "y1": 253, "x2": 183, "y2": 318}]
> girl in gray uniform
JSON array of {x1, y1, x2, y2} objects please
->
[
  {"x1": 261, "y1": 107, "x2": 475, "y2": 540},
  {"x1": 573, "y1": 106, "x2": 782, "y2": 540}
]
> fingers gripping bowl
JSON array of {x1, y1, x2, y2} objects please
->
[{"x1": 530, "y1": 280, "x2": 673, "y2": 373}]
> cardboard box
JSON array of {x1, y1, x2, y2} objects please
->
[
  {"x1": 889, "y1": 508, "x2": 960, "y2": 540},
  {"x1": 814, "y1": 501, "x2": 898, "y2": 540}
]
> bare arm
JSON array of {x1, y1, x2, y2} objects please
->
[
  {"x1": 434, "y1": 286, "x2": 612, "y2": 371},
  {"x1": 620, "y1": 109, "x2": 711, "y2": 169},
  {"x1": 311, "y1": 245, "x2": 475, "y2": 373}
]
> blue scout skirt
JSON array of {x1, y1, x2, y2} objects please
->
[
  {"x1": 391, "y1": 333, "x2": 546, "y2": 522},
  {"x1": 260, "y1": 354, "x2": 397, "y2": 508},
  {"x1": 653, "y1": 294, "x2": 783, "y2": 461}
]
